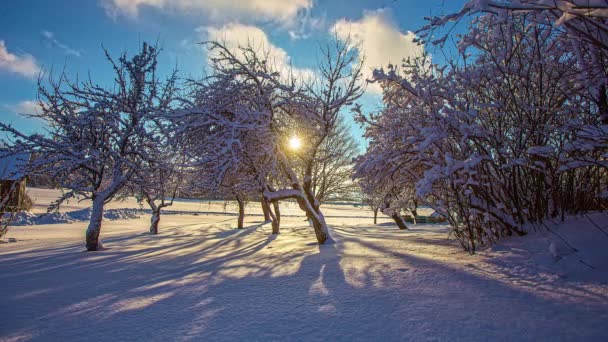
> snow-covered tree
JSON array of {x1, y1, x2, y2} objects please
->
[
  {"x1": 173, "y1": 51, "x2": 281, "y2": 231},
  {"x1": 290, "y1": 118, "x2": 360, "y2": 204},
  {"x1": 357, "y1": 181, "x2": 384, "y2": 224},
  {"x1": 268, "y1": 38, "x2": 364, "y2": 242},
  {"x1": 357, "y1": 10, "x2": 607, "y2": 252},
  {"x1": 0, "y1": 43, "x2": 179, "y2": 250},
  {"x1": 420, "y1": 0, "x2": 608, "y2": 128},
  {"x1": 130, "y1": 147, "x2": 186, "y2": 235},
  {"x1": 177, "y1": 38, "x2": 363, "y2": 244},
  {"x1": 421, "y1": 0, "x2": 608, "y2": 49}
]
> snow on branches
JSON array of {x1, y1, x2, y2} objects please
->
[
  {"x1": 356, "y1": 11, "x2": 607, "y2": 252},
  {"x1": 0, "y1": 43, "x2": 179, "y2": 250},
  {"x1": 175, "y1": 38, "x2": 363, "y2": 243}
]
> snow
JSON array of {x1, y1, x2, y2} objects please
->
[
  {"x1": 7, "y1": 208, "x2": 142, "y2": 226},
  {"x1": 0, "y1": 153, "x2": 29, "y2": 180},
  {"x1": 1, "y1": 188, "x2": 607, "y2": 341}
]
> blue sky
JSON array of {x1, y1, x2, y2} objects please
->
[{"x1": 0, "y1": 0, "x2": 466, "y2": 141}]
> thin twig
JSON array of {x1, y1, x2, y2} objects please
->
[
  {"x1": 579, "y1": 260, "x2": 595, "y2": 270},
  {"x1": 585, "y1": 214, "x2": 608, "y2": 238},
  {"x1": 542, "y1": 223, "x2": 578, "y2": 252}
]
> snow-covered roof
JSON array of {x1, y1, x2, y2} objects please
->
[{"x1": 0, "y1": 153, "x2": 30, "y2": 181}]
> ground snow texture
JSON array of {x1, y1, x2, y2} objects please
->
[
  {"x1": 1, "y1": 189, "x2": 607, "y2": 341},
  {"x1": 7, "y1": 208, "x2": 142, "y2": 226}
]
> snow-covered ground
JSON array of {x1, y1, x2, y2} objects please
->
[{"x1": 1, "y1": 189, "x2": 607, "y2": 341}]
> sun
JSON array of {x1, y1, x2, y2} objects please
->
[{"x1": 289, "y1": 136, "x2": 301, "y2": 150}]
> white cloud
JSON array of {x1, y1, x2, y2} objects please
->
[
  {"x1": 331, "y1": 9, "x2": 424, "y2": 93},
  {"x1": 202, "y1": 23, "x2": 315, "y2": 81},
  {"x1": 4, "y1": 100, "x2": 43, "y2": 116},
  {"x1": 41, "y1": 30, "x2": 82, "y2": 57},
  {"x1": 0, "y1": 41, "x2": 41, "y2": 79},
  {"x1": 102, "y1": 0, "x2": 312, "y2": 24}
]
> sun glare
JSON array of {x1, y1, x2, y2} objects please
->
[{"x1": 289, "y1": 136, "x2": 301, "y2": 150}]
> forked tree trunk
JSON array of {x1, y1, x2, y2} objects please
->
[
  {"x1": 146, "y1": 197, "x2": 162, "y2": 235},
  {"x1": 86, "y1": 196, "x2": 105, "y2": 251},
  {"x1": 273, "y1": 150, "x2": 332, "y2": 244},
  {"x1": 150, "y1": 209, "x2": 161, "y2": 234},
  {"x1": 236, "y1": 195, "x2": 245, "y2": 229},
  {"x1": 261, "y1": 195, "x2": 271, "y2": 222},
  {"x1": 392, "y1": 213, "x2": 408, "y2": 230},
  {"x1": 373, "y1": 208, "x2": 378, "y2": 224}
]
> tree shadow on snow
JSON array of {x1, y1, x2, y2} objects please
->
[{"x1": 0, "y1": 221, "x2": 607, "y2": 341}]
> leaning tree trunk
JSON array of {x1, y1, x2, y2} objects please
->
[
  {"x1": 86, "y1": 196, "x2": 105, "y2": 251},
  {"x1": 261, "y1": 195, "x2": 271, "y2": 222},
  {"x1": 236, "y1": 195, "x2": 245, "y2": 229},
  {"x1": 373, "y1": 208, "x2": 378, "y2": 224},
  {"x1": 150, "y1": 209, "x2": 161, "y2": 234},
  {"x1": 302, "y1": 172, "x2": 331, "y2": 244},
  {"x1": 392, "y1": 213, "x2": 409, "y2": 230},
  {"x1": 304, "y1": 204, "x2": 330, "y2": 243},
  {"x1": 293, "y1": 191, "x2": 330, "y2": 243},
  {"x1": 274, "y1": 150, "x2": 332, "y2": 244}
]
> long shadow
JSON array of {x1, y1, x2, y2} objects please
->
[{"x1": 1, "y1": 223, "x2": 608, "y2": 341}]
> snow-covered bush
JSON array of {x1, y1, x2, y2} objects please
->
[{"x1": 356, "y1": 11, "x2": 607, "y2": 252}]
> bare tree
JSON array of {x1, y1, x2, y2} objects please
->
[{"x1": 359, "y1": 182, "x2": 384, "y2": 224}]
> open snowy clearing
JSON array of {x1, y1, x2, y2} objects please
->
[{"x1": 1, "y1": 189, "x2": 607, "y2": 341}]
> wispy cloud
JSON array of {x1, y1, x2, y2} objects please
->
[
  {"x1": 41, "y1": 30, "x2": 82, "y2": 57},
  {"x1": 0, "y1": 40, "x2": 41, "y2": 79},
  {"x1": 4, "y1": 100, "x2": 43, "y2": 116},
  {"x1": 332, "y1": 9, "x2": 424, "y2": 94},
  {"x1": 102, "y1": 0, "x2": 312, "y2": 25}
]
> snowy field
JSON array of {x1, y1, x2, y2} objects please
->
[{"x1": 1, "y1": 189, "x2": 608, "y2": 341}]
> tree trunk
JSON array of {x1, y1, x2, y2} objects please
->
[
  {"x1": 308, "y1": 207, "x2": 330, "y2": 243},
  {"x1": 289, "y1": 194, "x2": 330, "y2": 244},
  {"x1": 236, "y1": 195, "x2": 245, "y2": 229},
  {"x1": 150, "y1": 209, "x2": 161, "y2": 234},
  {"x1": 599, "y1": 84, "x2": 608, "y2": 125},
  {"x1": 86, "y1": 196, "x2": 105, "y2": 251},
  {"x1": 392, "y1": 213, "x2": 408, "y2": 230},
  {"x1": 268, "y1": 201, "x2": 281, "y2": 235},
  {"x1": 411, "y1": 200, "x2": 418, "y2": 225},
  {"x1": 274, "y1": 149, "x2": 332, "y2": 244},
  {"x1": 273, "y1": 201, "x2": 281, "y2": 226},
  {"x1": 373, "y1": 208, "x2": 378, "y2": 224},
  {"x1": 302, "y1": 177, "x2": 331, "y2": 243},
  {"x1": 261, "y1": 195, "x2": 271, "y2": 222}
]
